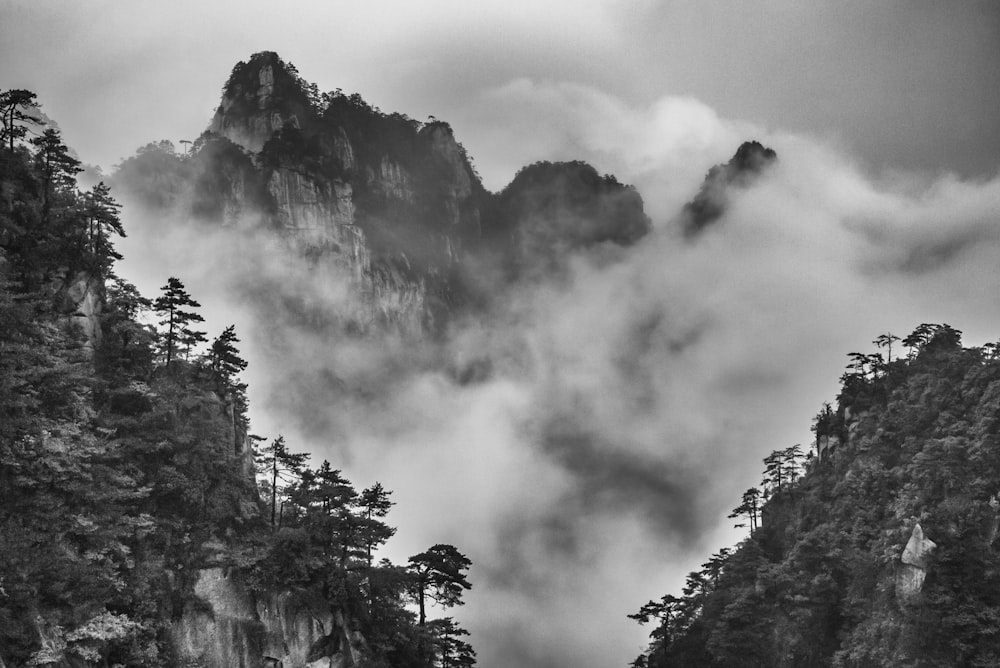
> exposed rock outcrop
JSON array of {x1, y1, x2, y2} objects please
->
[
  {"x1": 897, "y1": 522, "x2": 936, "y2": 598},
  {"x1": 56, "y1": 271, "x2": 103, "y2": 350},
  {"x1": 209, "y1": 54, "x2": 310, "y2": 154},
  {"x1": 817, "y1": 434, "x2": 840, "y2": 460},
  {"x1": 198, "y1": 52, "x2": 489, "y2": 334},
  {"x1": 258, "y1": 594, "x2": 365, "y2": 668},
  {"x1": 173, "y1": 568, "x2": 262, "y2": 668},
  {"x1": 172, "y1": 573, "x2": 367, "y2": 668},
  {"x1": 116, "y1": 51, "x2": 656, "y2": 337}
]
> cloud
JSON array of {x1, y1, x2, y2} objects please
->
[
  {"x1": 4, "y1": 0, "x2": 999, "y2": 184},
  {"x1": 112, "y1": 82, "x2": 1000, "y2": 668},
  {"x1": 450, "y1": 79, "x2": 758, "y2": 215}
]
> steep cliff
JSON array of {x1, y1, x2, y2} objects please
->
[
  {"x1": 114, "y1": 51, "x2": 651, "y2": 334},
  {"x1": 201, "y1": 51, "x2": 492, "y2": 334}
]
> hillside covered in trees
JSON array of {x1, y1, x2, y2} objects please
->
[
  {"x1": 0, "y1": 90, "x2": 476, "y2": 668},
  {"x1": 630, "y1": 325, "x2": 1000, "y2": 667}
]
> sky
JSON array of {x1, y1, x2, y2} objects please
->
[
  {"x1": 4, "y1": 2, "x2": 1000, "y2": 667},
  {"x1": 2, "y1": 0, "x2": 1000, "y2": 188}
]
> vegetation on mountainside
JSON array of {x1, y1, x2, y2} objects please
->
[
  {"x1": 631, "y1": 324, "x2": 1000, "y2": 667},
  {"x1": 0, "y1": 90, "x2": 476, "y2": 668},
  {"x1": 488, "y1": 160, "x2": 650, "y2": 279}
]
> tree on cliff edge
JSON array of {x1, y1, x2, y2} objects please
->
[
  {"x1": 0, "y1": 89, "x2": 41, "y2": 151},
  {"x1": 209, "y1": 325, "x2": 247, "y2": 382},
  {"x1": 729, "y1": 487, "x2": 762, "y2": 534},
  {"x1": 81, "y1": 182, "x2": 126, "y2": 274},
  {"x1": 255, "y1": 435, "x2": 310, "y2": 527},
  {"x1": 408, "y1": 544, "x2": 472, "y2": 627},
  {"x1": 153, "y1": 277, "x2": 205, "y2": 364}
]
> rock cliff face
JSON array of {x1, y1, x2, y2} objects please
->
[
  {"x1": 209, "y1": 57, "x2": 310, "y2": 154},
  {"x1": 46, "y1": 270, "x2": 104, "y2": 351},
  {"x1": 173, "y1": 568, "x2": 262, "y2": 668},
  {"x1": 114, "y1": 51, "x2": 653, "y2": 337},
  {"x1": 897, "y1": 522, "x2": 937, "y2": 598},
  {"x1": 172, "y1": 569, "x2": 364, "y2": 668},
  {"x1": 140, "y1": 51, "x2": 650, "y2": 336},
  {"x1": 158, "y1": 375, "x2": 358, "y2": 668},
  {"x1": 196, "y1": 52, "x2": 494, "y2": 335}
]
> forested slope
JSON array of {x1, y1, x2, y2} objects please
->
[
  {"x1": 631, "y1": 325, "x2": 1000, "y2": 667},
  {"x1": 0, "y1": 91, "x2": 475, "y2": 668}
]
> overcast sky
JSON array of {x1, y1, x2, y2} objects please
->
[
  {"x1": 4, "y1": 2, "x2": 1000, "y2": 667},
  {"x1": 2, "y1": 0, "x2": 999, "y2": 188}
]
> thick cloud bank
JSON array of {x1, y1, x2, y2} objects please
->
[{"x1": 117, "y1": 86, "x2": 1000, "y2": 667}]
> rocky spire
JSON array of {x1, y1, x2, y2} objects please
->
[
  {"x1": 209, "y1": 51, "x2": 313, "y2": 152},
  {"x1": 679, "y1": 140, "x2": 777, "y2": 238}
]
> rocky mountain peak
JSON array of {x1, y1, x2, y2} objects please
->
[
  {"x1": 210, "y1": 51, "x2": 313, "y2": 153},
  {"x1": 490, "y1": 160, "x2": 650, "y2": 277},
  {"x1": 729, "y1": 140, "x2": 777, "y2": 175},
  {"x1": 116, "y1": 52, "x2": 657, "y2": 332},
  {"x1": 679, "y1": 140, "x2": 777, "y2": 238}
]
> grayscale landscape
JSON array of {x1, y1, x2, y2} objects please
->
[{"x1": 1, "y1": 2, "x2": 999, "y2": 667}]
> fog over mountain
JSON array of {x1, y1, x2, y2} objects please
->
[
  {"x1": 3, "y1": 4, "x2": 1000, "y2": 667},
  {"x1": 101, "y1": 56, "x2": 1000, "y2": 667}
]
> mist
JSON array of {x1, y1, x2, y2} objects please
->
[{"x1": 112, "y1": 85, "x2": 1000, "y2": 667}]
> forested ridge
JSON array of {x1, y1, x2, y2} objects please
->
[
  {"x1": 631, "y1": 325, "x2": 1000, "y2": 667},
  {"x1": 0, "y1": 90, "x2": 475, "y2": 668}
]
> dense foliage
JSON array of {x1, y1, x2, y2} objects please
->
[
  {"x1": 631, "y1": 325, "x2": 1000, "y2": 667},
  {"x1": 0, "y1": 91, "x2": 475, "y2": 668}
]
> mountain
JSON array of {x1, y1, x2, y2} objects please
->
[
  {"x1": 113, "y1": 51, "x2": 651, "y2": 334},
  {"x1": 630, "y1": 325, "x2": 1000, "y2": 667},
  {"x1": 678, "y1": 140, "x2": 777, "y2": 238}
]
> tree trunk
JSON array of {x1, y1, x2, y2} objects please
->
[
  {"x1": 270, "y1": 455, "x2": 277, "y2": 527},
  {"x1": 418, "y1": 579, "x2": 426, "y2": 626}
]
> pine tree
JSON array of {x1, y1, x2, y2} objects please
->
[
  {"x1": 728, "y1": 487, "x2": 762, "y2": 533},
  {"x1": 873, "y1": 332, "x2": 900, "y2": 364},
  {"x1": 31, "y1": 128, "x2": 81, "y2": 224},
  {"x1": 359, "y1": 482, "x2": 395, "y2": 567},
  {"x1": 761, "y1": 446, "x2": 804, "y2": 498},
  {"x1": 0, "y1": 89, "x2": 41, "y2": 151},
  {"x1": 81, "y1": 182, "x2": 125, "y2": 273},
  {"x1": 428, "y1": 617, "x2": 477, "y2": 667},
  {"x1": 254, "y1": 435, "x2": 310, "y2": 527},
  {"x1": 97, "y1": 276, "x2": 155, "y2": 378},
  {"x1": 152, "y1": 277, "x2": 205, "y2": 364},
  {"x1": 408, "y1": 544, "x2": 472, "y2": 627},
  {"x1": 209, "y1": 325, "x2": 248, "y2": 382}
]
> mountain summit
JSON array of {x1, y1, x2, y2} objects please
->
[
  {"x1": 116, "y1": 51, "x2": 652, "y2": 333},
  {"x1": 210, "y1": 51, "x2": 314, "y2": 153},
  {"x1": 679, "y1": 140, "x2": 777, "y2": 238}
]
